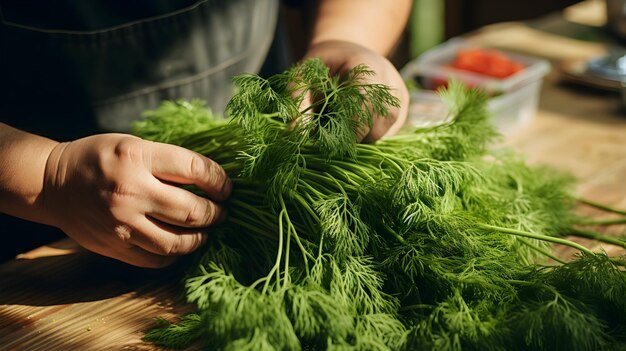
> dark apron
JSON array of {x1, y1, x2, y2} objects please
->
[{"x1": 0, "y1": 0, "x2": 279, "y2": 261}]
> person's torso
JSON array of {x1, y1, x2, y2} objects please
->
[
  {"x1": 0, "y1": 0, "x2": 279, "y2": 140},
  {"x1": 0, "y1": 0, "x2": 279, "y2": 262}
]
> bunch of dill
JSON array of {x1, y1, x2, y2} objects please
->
[{"x1": 133, "y1": 58, "x2": 626, "y2": 351}]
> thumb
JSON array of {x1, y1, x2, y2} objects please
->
[{"x1": 144, "y1": 141, "x2": 232, "y2": 202}]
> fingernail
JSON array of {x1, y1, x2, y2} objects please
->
[{"x1": 222, "y1": 177, "x2": 233, "y2": 198}]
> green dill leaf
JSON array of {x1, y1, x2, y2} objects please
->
[
  {"x1": 143, "y1": 314, "x2": 203, "y2": 349},
  {"x1": 133, "y1": 60, "x2": 626, "y2": 351}
]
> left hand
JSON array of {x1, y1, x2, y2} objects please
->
[{"x1": 304, "y1": 40, "x2": 409, "y2": 143}]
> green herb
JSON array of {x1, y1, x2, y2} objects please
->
[{"x1": 134, "y1": 58, "x2": 626, "y2": 351}]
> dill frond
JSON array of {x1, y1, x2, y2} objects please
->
[{"x1": 133, "y1": 59, "x2": 626, "y2": 351}]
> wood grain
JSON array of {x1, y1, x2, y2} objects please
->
[
  {"x1": 1, "y1": 5, "x2": 625, "y2": 350},
  {"x1": 0, "y1": 241, "x2": 198, "y2": 351}
]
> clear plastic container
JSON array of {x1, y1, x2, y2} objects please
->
[{"x1": 401, "y1": 38, "x2": 551, "y2": 135}]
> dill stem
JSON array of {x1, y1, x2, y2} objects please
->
[
  {"x1": 305, "y1": 172, "x2": 347, "y2": 194},
  {"x1": 317, "y1": 233, "x2": 324, "y2": 258},
  {"x1": 293, "y1": 193, "x2": 321, "y2": 224},
  {"x1": 275, "y1": 206, "x2": 286, "y2": 284},
  {"x1": 479, "y1": 224, "x2": 594, "y2": 255},
  {"x1": 507, "y1": 279, "x2": 535, "y2": 287},
  {"x1": 283, "y1": 216, "x2": 292, "y2": 289},
  {"x1": 228, "y1": 206, "x2": 270, "y2": 227},
  {"x1": 568, "y1": 228, "x2": 626, "y2": 249},
  {"x1": 227, "y1": 217, "x2": 275, "y2": 242},
  {"x1": 298, "y1": 180, "x2": 326, "y2": 199},
  {"x1": 322, "y1": 160, "x2": 377, "y2": 182},
  {"x1": 292, "y1": 196, "x2": 319, "y2": 234},
  {"x1": 292, "y1": 232, "x2": 314, "y2": 270},
  {"x1": 382, "y1": 223, "x2": 406, "y2": 244},
  {"x1": 248, "y1": 276, "x2": 268, "y2": 292},
  {"x1": 260, "y1": 111, "x2": 284, "y2": 119},
  {"x1": 299, "y1": 83, "x2": 339, "y2": 116},
  {"x1": 301, "y1": 174, "x2": 337, "y2": 195},
  {"x1": 283, "y1": 197, "x2": 315, "y2": 267},
  {"x1": 518, "y1": 238, "x2": 567, "y2": 264},
  {"x1": 262, "y1": 207, "x2": 285, "y2": 295},
  {"x1": 356, "y1": 149, "x2": 405, "y2": 174},
  {"x1": 220, "y1": 161, "x2": 243, "y2": 173},
  {"x1": 574, "y1": 218, "x2": 626, "y2": 226},
  {"x1": 230, "y1": 200, "x2": 277, "y2": 228},
  {"x1": 230, "y1": 186, "x2": 266, "y2": 200},
  {"x1": 577, "y1": 198, "x2": 626, "y2": 216},
  {"x1": 327, "y1": 173, "x2": 348, "y2": 198},
  {"x1": 326, "y1": 165, "x2": 364, "y2": 186}
]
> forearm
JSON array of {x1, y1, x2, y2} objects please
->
[
  {"x1": 0, "y1": 123, "x2": 59, "y2": 224},
  {"x1": 309, "y1": 0, "x2": 412, "y2": 56}
]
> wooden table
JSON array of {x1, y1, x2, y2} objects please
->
[
  {"x1": 0, "y1": 240, "x2": 197, "y2": 351},
  {"x1": 1, "y1": 1, "x2": 625, "y2": 350}
]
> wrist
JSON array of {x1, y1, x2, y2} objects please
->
[
  {"x1": 303, "y1": 40, "x2": 386, "y2": 71},
  {"x1": 308, "y1": 36, "x2": 377, "y2": 57},
  {"x1": 38, "y1": 141, "x2": 70, "y2": 227},
  {"x1": 306, "y1": 39, "x2": 367, "y2": 52},
  {"x1": 309, "y1": 0, "x2": 412, "y2": 57},
  {"x1": 0, "y1": 124, "x2": 61, "y2": 224}
]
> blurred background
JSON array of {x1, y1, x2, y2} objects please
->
[{"x1": 278, "y1": 0, "x2": 584, "y2": 70}]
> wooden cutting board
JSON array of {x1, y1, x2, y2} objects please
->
[
  {"x1": 1, "y1": 8, "x2": 626, "y2": 351},
  {"x1": 0, "y1": 240, "x2": 199, "y2": 351}
]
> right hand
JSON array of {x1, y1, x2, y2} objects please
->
[{"x1": 41, "y1": 134, "x2": 231, "y2": 268}]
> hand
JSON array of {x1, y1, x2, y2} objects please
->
[
  {"x1": 41, "y1": 134, "x2": 231, "y2": 268},
  {"x1": 304, "y1": 40, "x2": 409, "y2": 142}
]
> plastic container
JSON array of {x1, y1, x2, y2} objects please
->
[{"x1": 401, "y1": 38, "x2": 551, "y2": 135}]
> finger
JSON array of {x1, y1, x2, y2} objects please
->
[
  {"x1": 297, "y1": 89, "x2": 314, "y2": 113},
  {"x1": 128, "y1": 216, "x2": 209, "y2": 257},
  {"x1": 364, "y1": 85, "x2": 410, "y2": 143},
  {"x1": 147, "y1": 180, "x2": 226, "y2": 228},
  {"x1": 385, "y1": 86, "x2": 410, "y2": 136},
  {"x1": 363, "y1": 113, "x2": 395, "y2": 143},
  {"x1": 293, "y1": 89, "x2": 319, "y2": 131},
  {"x1": 108, "y1": 245, "x2": 178, "y2": 269},
  {"x1": 145, "y1": 142, "x2": 232, "y2": 201}
]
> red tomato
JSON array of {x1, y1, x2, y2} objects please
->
[{"x1": 449, "y1": 48, "x2": 524, "y2": 79}]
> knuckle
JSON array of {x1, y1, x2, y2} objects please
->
[
  {"x1": 184, "y1": 201, "x2": 205, "y2": 226},
  {"x1": 111, "y1": 181, "x2": 136, "y2": 197},
  {"x1": 113, "y1": 138, "x2": 143, "y2": 162},
  {"x1": 162, "y1": 240, "x2": 180, "y2": 256},
  {"x1": 205, "y1": 158, "x2": 226, "y2": 183},
  {"x1": 204, "y1": 201, "x2": 220, "y2": 225},
  {"x1": 148, "y1": 234, "x2": 179, "y2": 257},
  {"x1": 183, "y1": 234, "x2": 205, "y2": 254},
  {"x1": 108, "y1": 181, "x2": 139, "y2": 207},
  {"x1": 165, "y1": 234, "x2": 203, "y2": 256},
  {"x1": 184, "y1": 200, "x2": 218, "y2": 227},
  {"x1": 188, "y1": 154, "x2": 207, "y2": 180},
  {"x1": 206, "y1": 161, "x2": 221, "y2": 180}
]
